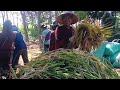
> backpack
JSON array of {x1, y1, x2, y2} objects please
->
[{"x1": 0, "y1": 32, "x2": 16, "y2": 70}]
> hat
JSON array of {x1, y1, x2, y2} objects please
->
[
  {"x1": 41, "y1": 25, "x2": 47, "y2": 28},
  {"x1": 52, "y1": 21, "x2": 59, "y2": 27},
  {"x1": 53, "y1": 21, "x2": 58, "y2": 25},
  {"x1": 3, "y1": 20, "x2": 12, "y2": 30},
  {"x1": 56, "y1": 11, "x2": 79, "y2": 25},
  {"x1": 3, "y1": 20, "x2": 12, "y2": 27}
]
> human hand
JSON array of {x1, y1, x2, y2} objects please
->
[{"x1": 69, "y1": 36, "x2": 74, "y2": 42}]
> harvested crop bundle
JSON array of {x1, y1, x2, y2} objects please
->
[
  {"x1": 17, "y1": 49, "x2": 120, "y2": 79},
  {"x1": 72, "y1": 20, "x2": 113, "y2": 52}
]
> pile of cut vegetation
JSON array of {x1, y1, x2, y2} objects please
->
[{"x1": 17, "y1": 49, "x2": 120, "y2": 79}]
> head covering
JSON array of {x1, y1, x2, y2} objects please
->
[
  {"x1": 53, "y1": 21, "x2": 59, "y2": 26},
  {"x1": 3, "y1": 20, "x2": 12, "y2": 33},
  {"x1": 2, "y1": 20, "x2": 13, "y2": 39},
  {"x1": 41, "y1": 25, "x2": 47, "y2": 29},
  {"x1": 12, "y1": 25, "x2": 19, "y2": 31},
  {"x1": 3, "y1": 20, "x2": 12, "y2": 30},
  {"x1": 51, "y1": 21, "x2": 59, "y2": 30},
  {"x1": 56, "y1": 11, "x2": 79, "y2": 25}
]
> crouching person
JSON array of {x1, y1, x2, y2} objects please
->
[{"x1": 12, "y1": 25, "x2": 29, "y2": 70}]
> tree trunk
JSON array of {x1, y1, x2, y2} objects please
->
[
  {"x1": 16, "y1": 16, "x2": 18, "y2": 27},
  {"x1": 55, "y1": 11, "x2": 58, "y2": 18},
  {"x1": 5, "y1": 11, "x2": 9, "y2": 20},
  {"x1": 1, "y1": 11, "x2": 5, "y2": 24},
  {"x1": 113, "y1": 11, "x2": 117, "y2": 33},
  {"x1": 49, "y1": 12, "x2": 52, "y2": 24},
  {"x1": 10, "y1": 11, "x2": 15, "y2": 25},
  {"x1": 20, "y1": 11, "x2": 29, "y2": 42},
  {"x1": 37, "y1": 11, "x2": 43, "y2": 51}
]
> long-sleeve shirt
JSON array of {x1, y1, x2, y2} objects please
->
[
  {"x1": 55, "y1": 25, "x2": 74, "y2": 49},
  {"x1": 14, "y1": 31, "x2": 27, "y2": 50}
]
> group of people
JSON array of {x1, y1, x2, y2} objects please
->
[
  {"x1": 0, "y1": 20, "x2": 29, "y2": 79},
  {"x1": 41, "y1": 11, "x2": 79, "y2": 53},
  {"x1": 0, "y1": 11, "x2": 79, "y2": 79}
]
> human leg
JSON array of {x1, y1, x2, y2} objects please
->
[
  {"x1": 21, "y1": 49, "x2": 29, "y2": 65},
  {"x1": 12, "y1": 50, "x2": 21, "y2": 68},
  {"x1": 44, "y1": 44, "x2": 49, "y2": 52}
]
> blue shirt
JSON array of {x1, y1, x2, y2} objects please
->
[
  {"x1": 14, "y1": 31, "x2": 27, "y2": 50},
  {"x1": 41, "y1": 29, "x2": 51, "y2": 45}
]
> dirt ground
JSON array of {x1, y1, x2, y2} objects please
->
[
  {"x1": 18, "y1": 41, "x2": 42, "y2": 65},
  {"x1": 115, "y1": 69, "x2": 120, "y2": 76}
]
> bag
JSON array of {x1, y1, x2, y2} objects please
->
[
  {"x1": 93, "y1": 41, "x2": 108, "y2": 59},
  {"x1": 0, "y1": 32, "x2": 16, "y2": 69},
  {"x1": 104, "y1": 42, "x2": 120, "y2": 56},
  {"x1": 109, "y1": 51, "x2": 120, "y2": 64},
  {"x1": 109, "y1": 51, "x2": 120, "y2": 68},
  {"x1": 113, "y1": 60, "x2": 120, "y2": 68}
]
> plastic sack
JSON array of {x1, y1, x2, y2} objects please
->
[
  {"x1": 93, "y1": 41, "x2": 108, "y2": 59},
  {"x1": 104, "y1": 56, "x2": 111, "y2": 62},
  {"x1": 110, "y1": 51, "x2": 120, "y2": 68},
  {"x1": 109, "y1": 51, "x2": 120, "y2": 64},
  {"x1": 113, "y1": 60, "x2": 120, "y2": 68},
  {"x1": 104, "y1": 42, "x2": 120, "y2": 56}
]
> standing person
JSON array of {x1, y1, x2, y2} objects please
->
[
  {"x1": 41, "y1": 25, "x2": 51, "y2": 53},
  {"x1": 55, "y1": 11, "x2": 79, "y2": 49},
  {"x1": 49, "y1": 22, "x2": 59, "y2": 51},
  {"x1": 0, "y1": 20, "x2": 16, "y2": 79},
  {"x1": 12, "y1": 25, "x2": 29, "y2": 69}
]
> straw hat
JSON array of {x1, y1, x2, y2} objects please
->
[{"x1": 56, "y1": 11, "x2": 79, "y2": 25}]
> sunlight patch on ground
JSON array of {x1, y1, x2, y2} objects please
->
[{"x1": 18, "y1": 43, "x2": 42, "y2": 65}]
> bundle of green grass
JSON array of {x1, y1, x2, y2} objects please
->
[{"x1": 17, "y1": 49, "x2": 120, "y2": 79}]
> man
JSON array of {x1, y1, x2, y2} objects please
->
[
  {"x1": 12, "y1": 25, "x2": 29, "y2": 69},
  {"x1": 41, "y1": 25, "x2": 51, "y2": 53}
]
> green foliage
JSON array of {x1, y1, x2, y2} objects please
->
[
  {"x1": 28, "y1": 25, "x2": 38, "y2": 40},
  {"x1": 0, "y1": 25, "x2": 3, "y2": 32},
  {"x1": 17, "y1": 49, "x2": 120, "y2": 79},
  {"x1": 102, "y1": 14, "x2": 116, "y2": 27},
  {"x1": 74, "y1": 11, "x2": 88, "y2": 20},
  {"x1": 19, "y1": 25, "x2": 39, "y2": 41},
  {"x1": 19, "y1": 25, "x2": 25, "y2": 34}
]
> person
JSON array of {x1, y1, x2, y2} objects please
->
[
  {"x1": 0, "y1": 20, "x2": 16, "y2": 79},
  {"x1": 12, "y1": 25, "x2": 29, "y2": 69},
  {"x1": 55, "y1": 11, "x2": 79, "y2": 49},
  {"x1": 41, "y1": 25, "x2": 51, "y2": 53},
  {"x1": 49, "y1": 22, "x2": 59, "y2": 51}
]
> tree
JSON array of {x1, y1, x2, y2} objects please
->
[
  {"x1": 1, "y1": 11, "x2": 5, "y2": 24},
  {"x1": 10, "y1": 11, "x2": 15, "y2": 25},
  {"x1": 5, "y1": 11, "x2": 9, "y2": 20},
  {"x1": 74, "y1": 11, "x2": 88, "y2": 20},
  {"x1": 37, "y1": 11, "x2": 43, "y2": 50},
  {"x1": 20, "y1": 11, "x2": 29, "y2": 42},
  {"x1": 101, "y1": 11, "x2": 115, "y2": 27},
  {"x1": 87, "y1": 11, "x2": 116, "y2": 27}
]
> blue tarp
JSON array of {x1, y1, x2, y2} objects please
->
[{"x1": 93, "y1": 41, "x2": 120, "y2": 68}]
